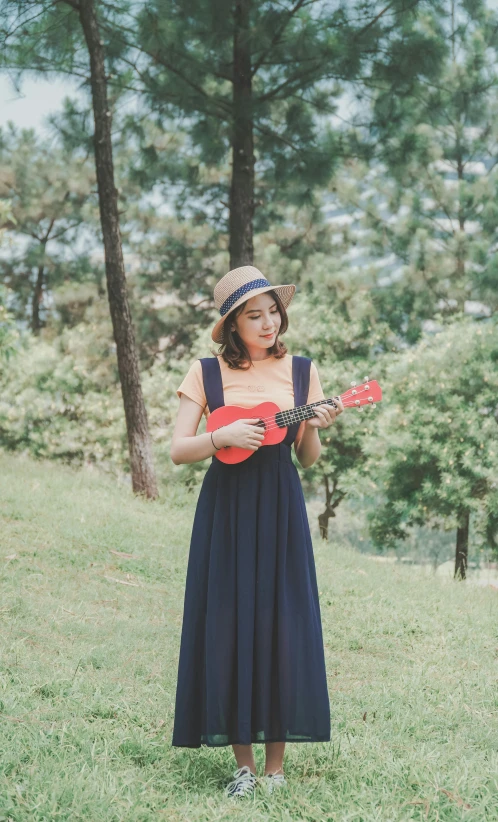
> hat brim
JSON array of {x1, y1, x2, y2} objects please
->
[{"x1": 211, "y1": 283, "x2": 296, "y2": 343}]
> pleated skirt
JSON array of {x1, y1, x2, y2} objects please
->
[{"x1": 171, "y1": 441, "x2": 330, "y2": 747}]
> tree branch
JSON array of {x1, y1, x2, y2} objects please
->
[{"x1": 251, "y1": 0, "x2": 307, "y2": 78}]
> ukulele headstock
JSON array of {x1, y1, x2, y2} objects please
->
[{"x1": 340, "y1": 377, "x2": 382, "y2": 411}]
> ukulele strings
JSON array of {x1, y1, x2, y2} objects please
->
[
  {"x1": 257, "y1": 393, "x2": 375, "y2": 430},
  {"x1": 259, "y1": 402, "x2": 372, "y2": 434},
  {"x1": 246, "y1": 389, "x2": 376, "y2": 434}
]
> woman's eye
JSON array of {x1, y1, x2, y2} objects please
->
[{"x1": 251, "y1": 310, "x2": 278, "y2": 319}]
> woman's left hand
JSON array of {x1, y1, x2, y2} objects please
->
[{"x1": 305, "y1": 397, "x2": 344, "y2": 430}]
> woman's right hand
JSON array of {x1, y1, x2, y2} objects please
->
[{"x1": 214, "y1": 418, "x2": 266, "y2": 450}]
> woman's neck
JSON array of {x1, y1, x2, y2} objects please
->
[
  {"x1": 244, "y1": 346, "x2": 274, "y2": 362},
  {"x1": 246, "y1": 353, "x2": 274, "y2": 363}
]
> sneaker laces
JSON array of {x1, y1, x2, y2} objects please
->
[
  {"x1": 264, "y1": 771, "x2": 286, "y2": 793},
  {"x1": 226, "y1": 764, "x2": 257, "y2": 797}
]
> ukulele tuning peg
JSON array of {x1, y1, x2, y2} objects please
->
[
  {"x1": 357, "y1": 406, "x2": 363, "y2": 412},
  {"x1": 364, "y1": 376, "x2": 369, "y2": 382},
  {"x1": 350, "y1": 380, "x2": 357, "y2": 387},
  {"x1": 372, "y1": 404, "x2": 376, "y2": 409}
]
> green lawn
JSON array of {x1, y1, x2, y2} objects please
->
[{"x1": 0, "y1": 450, "x2": 497, "y2": 821}]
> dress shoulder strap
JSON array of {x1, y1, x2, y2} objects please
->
[
  {"x1": 292, "y1": 355, "x2": 312, "y2": 408},
  {"x1": 283, "y1": 355, "x2": 312, "y2": 445},
  {"x1": 199, "y1": 357, "x2": 225, "y2": 413}
]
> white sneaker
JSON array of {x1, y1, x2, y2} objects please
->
[
  {"x1": 263, "y1": 771, "x2": 286, "y2": 794},
  {"x1": 225, "y1": 765, "x2": 258, "y2": 798}
]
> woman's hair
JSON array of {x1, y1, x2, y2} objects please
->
[{"x1": 215, "y1": 289, "x2": 289, "y2": 370}]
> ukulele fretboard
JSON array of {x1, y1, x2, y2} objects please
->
[{"x1": 274, "y1": 398, "x2": 336, "y2": 428}]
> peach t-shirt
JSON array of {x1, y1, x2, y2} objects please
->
[{"x1": 176, "y1": 353, "x2": 326, "y2": 448}]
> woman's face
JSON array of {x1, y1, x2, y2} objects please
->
[{"x1": 230, "y1": 292, "x2": 282, "y2": 354}]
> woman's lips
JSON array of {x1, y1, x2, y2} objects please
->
[{"x1": 261, "y1": 332, "x2": 275, "y2": 338}]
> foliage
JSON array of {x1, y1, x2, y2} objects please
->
[
  {"x1": 0, "y1": 123, "x2": 100, "y2": 330},
  {"x1": 364, "y1": 317, "x2": 498, "y2": 554},
  {"x1": 0, "y1": 290, "x2": 23, "y2": 363},
  {"x1": 0, "y1": 308, "x2": 126, "y2": 470},
  {"x1": 0, "y1": 0, "x2": 498, "y2": 557},
  {"x1": 279, "y1": 261, "x2": 395, "y2": 526},
  {"x1": 0, "y1": 203, "x2": 24, "y2": 361},
  {"x1": 353, "y1": 0, "x2": 498, "y2": 339},
  {"x1": 0, "y1": 294, "x2": 210, "y2": 486}
]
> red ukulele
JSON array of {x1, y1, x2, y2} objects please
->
[{"x1": 207, "y1": 378, "x2": 382, "y2": 464}]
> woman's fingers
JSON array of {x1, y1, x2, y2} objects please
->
[
  {"x1": 335, "y1": 396, "x2": 345, "y2": 414},
  {"x1": 249, "y1": 427, "x2": 265, "y2": 446},
  {"x1": 240, "y1": 417, "x2": 264, "y2": 428},
  {"x1": 248, "y1": 424, "x2": 265, "y2": 437},
  {"x1": 314, "y1": 402, "x2": 338, "y2": 427}
]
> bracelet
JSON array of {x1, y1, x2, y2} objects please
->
[{"x1": 211, "y1": 430, "x2": 221, "y2": 450}]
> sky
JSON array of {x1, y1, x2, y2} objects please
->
[
  {"x1": 0, "y1": 69, "x2": 355, "y2": 136},
  {"x1": 0, "y1": 74, "x2": 82, "y2": 134}
]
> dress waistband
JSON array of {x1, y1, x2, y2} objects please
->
[{"x1": 211, "y1": 441, "x2": 293, "y2": 467}]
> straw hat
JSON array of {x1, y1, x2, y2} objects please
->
[{"x1": 211, "y1": 265, "x2": 296, "y2": 343}]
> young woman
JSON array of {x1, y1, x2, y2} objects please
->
[{"x1": 170, "y1": 266, "x2": 343, "y2": 798}]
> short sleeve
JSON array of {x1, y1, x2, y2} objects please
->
[
  {"x1": 176, "y1": 359, "x2": 207, "y2": 410},
  {"x1": 307, "y1": 361, "x2": 326, "y2": 404}
]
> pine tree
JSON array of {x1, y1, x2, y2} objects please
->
[
  {"x1": 128, "y1": 0, "x2": 439, "y2": 269},
  {"x1": 0, "y1": 0, "x2": 158, "y2": 497},
  {"x1": 355, "y1": 0, "x2": 498, "y2": 339},
  {"x1": 0, "y1": 201, "x2": 21, "y2": 362},
  {"x1": 0, "y1": 123, "x2": 98, "y2": 333}
]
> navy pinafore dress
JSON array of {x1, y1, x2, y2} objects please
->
[{"x1": 171, "y1": 355, "x2": 330, "y2": 747}]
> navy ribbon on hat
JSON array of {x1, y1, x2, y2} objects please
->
[{"x1": 219, "y1": 278, "x2": 270, "y2": 316}]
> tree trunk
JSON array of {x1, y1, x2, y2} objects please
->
[
  {"x1": 318, "y1": 475, "x2": 344, "y2": 541},
  {"x1": 31, "y1": 262, "x2": 44, "y2": 334},
  {"x1": 229, "y1": 0, "x2": 254, "y2": 268},
  {"x1": 318, "y1": 505, "x2": 334, "y2": 541},
  {"x1": 454, "y1": 511, "x2": 470, "y2": 580},
  {"x1": 77, "y1": 0, "x2": 158, "y2": 498},
  {"x1": 455, "y1": 148, "x2": 466, "y2": 295}
]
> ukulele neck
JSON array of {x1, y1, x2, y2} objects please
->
[{"x1": 274, "y1": 399, "x2": 335, "y2": 428}]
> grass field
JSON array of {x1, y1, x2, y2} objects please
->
[{"x1": 1, "y1": 450, "x2": 497, "y2": 821}]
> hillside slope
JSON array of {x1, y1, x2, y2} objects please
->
[{"x1": 0, "y1": 451, "x2": 497, "y2": 821}]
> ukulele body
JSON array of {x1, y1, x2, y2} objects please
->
[
  {"x1": 206, "y1": 402, "x2": 286, "y2": 464},
  {"x1": 205, "y1": 380, "x2": 382, "y2": 465}
]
